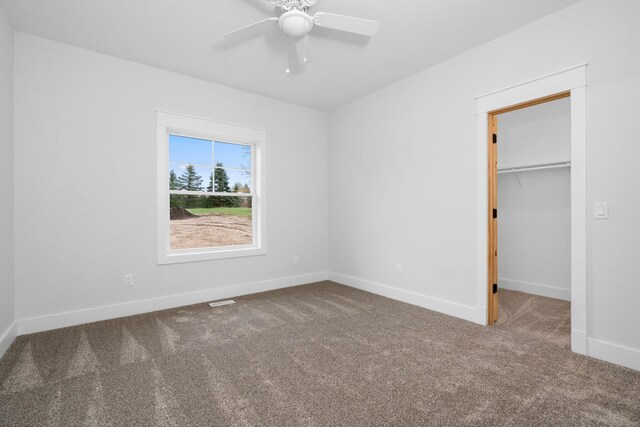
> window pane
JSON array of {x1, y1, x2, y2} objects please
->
[
  {"x1": 169, "y1": 135, "x2": 212, "y2": 167},
  {"x1": 214, "y1": 141, "x2": 252, "y2": 170},
  {"x1": 213, "y1": 168, "x2": 252, "y2": 193},
  {"x1": 170, "y1": 195, "x2": 252, "y2": 250},
  {"x1": 168, "y1": 164, "x2": 211, "y2": 191}
]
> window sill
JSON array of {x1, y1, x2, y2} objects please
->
[{"x1": 158, "y1": 246, "x2": 267, "y2": 265}]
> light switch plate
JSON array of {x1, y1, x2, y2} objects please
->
[{"x1": 594, "y1": 202, "x2": 609, "y2": 219}]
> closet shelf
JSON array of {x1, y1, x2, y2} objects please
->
[{"x1": 498, "y1": 161, "x2": 571, "y2": 174}]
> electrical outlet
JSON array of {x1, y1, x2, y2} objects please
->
[
  {"x1": 124, "y1": 274, "x2": 134, "y2": 287},
  {"x1": 395, "y1": 264, "x2": 403, "y2": 275},
  {"x1": 293, "y1": 256, "x2": 300, "y2": 265}
]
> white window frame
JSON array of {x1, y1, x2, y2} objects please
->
[{"x1": 157, "y1": 110, "x2": 267, "y2": 264}]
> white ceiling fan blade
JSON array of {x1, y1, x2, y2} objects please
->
[
  {"x1": 294, "y1": 35, "x2": 312, "y2": 66},
  {"x1": 313, "y1": 12, "x2": 379, "y2": 37},
  {"x1": 223, "y1": 17, "x2": 279, "y2": 38}
]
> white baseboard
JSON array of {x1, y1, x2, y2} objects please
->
[
  {"x1": 329, "y1": 272, "x2": 486, "y2": 325},
  {"x1": 571, "y1": 329, "x2": 587, "y2": 355},
  {"x1": 13, "y1": 270, "x2": 639, "y2": 373},
  {"x1": 499, "y1": 278, "x2": 570, "y2": 301},
  {"x1": 588, "y1": 337, "x2": 640, "y2": 372},
  {"x1": 18, "y1": 271, "x2": 329, "y2": 335},
  {"x1": 0, "y1": 320, "x2": 17, "y2": 359}
]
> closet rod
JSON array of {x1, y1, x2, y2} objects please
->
[{"x1": 497, "y1": 161, "x2": 571, "y2": 174}]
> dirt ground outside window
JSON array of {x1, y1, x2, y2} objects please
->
[{"x1": 170, "y1": 208, "x2": 252, "y2": 249}]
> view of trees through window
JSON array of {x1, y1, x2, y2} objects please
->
[{"x1": 168, "y1": 135, "x2": 253, "y2": 250}]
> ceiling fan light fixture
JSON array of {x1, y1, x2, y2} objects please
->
[
  {"x1": 224, "y1": 0, "x2": 380, "y2": 68},
  {"x1": 279, "y1": 9, "x2": 314, "y2": 37}
]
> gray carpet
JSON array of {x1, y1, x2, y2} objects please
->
[{"x1": 0, "y1": 282, "x2": 638, "y2": 426}]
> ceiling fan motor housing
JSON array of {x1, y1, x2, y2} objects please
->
[
  {"x1": 279, "y1": 9, "x2": 314, "y2": 38},
  {"x1": 271, "y1": 0, "x2": 318, "y2": 12}
]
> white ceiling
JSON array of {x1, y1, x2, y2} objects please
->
[{"x1": 0, "y1": 0, "x2": 581, "y2": 111}]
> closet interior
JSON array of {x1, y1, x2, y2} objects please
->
[{"x1": 496, "y1": 96, "x2": 572, "y2": 304}]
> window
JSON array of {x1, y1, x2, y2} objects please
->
[{"x1": 157, "y1": 111, "x2": 266, "y2": 264}]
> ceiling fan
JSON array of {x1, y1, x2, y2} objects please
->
[{"x1": 223, "y1": 0, "x2": 380, "y2": 67}]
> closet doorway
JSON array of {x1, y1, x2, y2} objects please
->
[{"x1": 487, "y1": 92, "x2": 571, "y2": 324}]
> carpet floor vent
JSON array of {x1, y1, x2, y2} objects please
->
[{"x1": 208, "y1": 300, "x2": 236, "y2": 308}]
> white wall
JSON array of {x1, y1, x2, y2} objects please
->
[
  {"x1": 498, "y1": 98, "x2": 571, "y2": 301},
  {"x1": 498, "y1": 98, "x2": 571, "y2": 168},
  {"x1": 13, "y1": 33, "x2": 329, "y2": 330},
  {"x1": 329, "y1": 0, "x2": 640, "y2": 361},
  {"x1": 0, "y1": 4, "x2": 15, "y2": 354}
]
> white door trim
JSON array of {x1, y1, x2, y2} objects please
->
[{"x1": 475, "y1": 64, "x2": 588, "y2": 355}]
